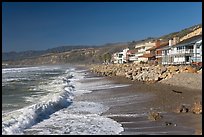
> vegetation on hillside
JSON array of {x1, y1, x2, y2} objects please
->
[
  {"x1": 158, "y1": 23, "x2": 202, "y2": 40},
  {"x1": 3, "y1": 23, "x2": 202, "y2": 65}
]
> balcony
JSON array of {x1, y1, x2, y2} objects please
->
[
  {"x1": 156, "y1": 53, "x2": 162, "y2": 58},
  {"x1": 128, "y1": 56, "x2": 138, "y2": 61},
  {"x1": 142, "y1": 53, "x2": 155, "y2": 58},
  {"x1": 172, "y1": 49, "x2": 194, "y2": 54}
]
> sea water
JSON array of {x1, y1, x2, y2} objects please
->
[{"x1": 2, "y1": 65, "x2": 129, "y2": 135}]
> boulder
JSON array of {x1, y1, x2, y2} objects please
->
[
  {"x1": 195, "y1": 129, "x2": 202, "y2": 135},
  {"x1": 154, "y1": 74, "x2": 160, "y2": 81},
  {"x1": 185, "y1": 66, "x2": 197, "y2": 73},
  {"x1": 168, "y1": 66, "x2": 179, "y2": 73},
  {"x1": 125, "y1": 73, "x2": 132, "y2": 79},
  {"x1": 148, "y1": 112, "x2": 163, "y2": 121},
  {"x1": 126, "y1": 71, "x2": 132, "y2": 75},
  {"x1": 191, "y1": 101, "x2": 202, "y2": 114},
  {"x1": 132, "y1": 71, "x2": 137, "y2": 76},
  {"x1": 161, "y1": 66, "x2": 167, "y2": 74},
  {"x1": 197, "y1": 68, "x2": 202, "y2": 74},
  {"x1": 175, "y1": 105, "x2": 189, "y2": 113}
]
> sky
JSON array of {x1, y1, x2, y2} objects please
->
[{"x1": 2, "y1": 2, "x2": 202, "y2": 52}]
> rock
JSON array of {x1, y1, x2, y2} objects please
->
[
  {"x1": 125, "y1": 73, "x2": 132, "y2": 79},
  {"x1": 185, "y1": 66, "x2": 197, "y2": 73},
  {"x1": 133, "y1": 72, "x2": 144, "y2": 81},
  {"x1": 161, "y1": 67, "x2": 167, "y2": 74},
  {"x1": 126, "y1": 71, "x2": 132, "y2": 75},
  {"x1": 179, "y1": 67, "x2": 186, "y2": 73},
  {"x1": 143, "y1": 66, "x2": 149, "y2": 71},
  {"x1": 168, "y1": 66, "x2": 179, "y2": 73},
  {"x1": 132, "y1": 71, "x2": 137, "y2": 76},
  {"x1": 160, "y1": 72, "x2": 168, "y2": 79},
  {"x1": 148, "y1": 112, "x2": 163, "y2": 121},
  {"x1": 164, "y1": 73, "x2": 173, "y2": 79},
  {"x1": 197, "y1": 68, "x2": 202, "y2": 74},
  {"x1": 153, "y1": 74, "x2": 160, "y2": 81},
  {"x1": 191, "y1": 101, "x2": 202, "y2": 114},
  {"x1": 195, "y1": 129, "x2": 202, "y2": 135},
  {"x1": 175, "y1": 105, "x2": 189, "y2": 113},
  {"x1": 165, "y1": 121, "x2": 173, "y2": 126}
]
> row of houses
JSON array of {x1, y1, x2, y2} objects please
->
[{"x1": 112, "y1": 34, "x2": 202, "y2": 66}]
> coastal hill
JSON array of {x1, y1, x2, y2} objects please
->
[
  {"x1": 2, "y1": 45, "x2": 95, "y2": 61},
  {"x1": 2, "y1": 23, "x2": 202, "y2": 66},
  {"x1": 159, "y1": 23, "x2": 202, "y2": 41}
]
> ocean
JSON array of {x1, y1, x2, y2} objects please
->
[{"x1": 2, "y1": 65, "x2": 129, "y2": 135}]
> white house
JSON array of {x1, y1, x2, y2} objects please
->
[
  {"x1": 112, "y1": 48, "x2": 129, "y2": 64},
  {"x1": 126, "y1": 49, "x2": 138, "y2": 62},
  {"x1": 191, "y1": 39, "x2": 202, "y2": 63},
  {"x1": 161, "y1": 35, "x2": 202, "y2": 65}
]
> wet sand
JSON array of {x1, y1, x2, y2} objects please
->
[{"x1": 74, "y1": 68, "x2": 202, "y2": 135}]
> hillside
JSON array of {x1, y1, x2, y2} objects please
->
[
  {"x1": 2, "y1": 45, "x2": 95, "y2": 61},
  {"x1": 3, "y1": 23, "x2": 202, "y2": 66},
  {"x1": 3, "y1": 46, "x2": 128, "y2": 66},
  {"x1": 158, "y1": 23, "x2": 202, "y2": 41}
]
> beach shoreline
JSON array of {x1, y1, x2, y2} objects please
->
[
  {"x1": 74, "y1": 65, "x2": 202, "y2": 135},
  {"x1": 105, "y1": 76, "x2": 202, "y2": 134}
]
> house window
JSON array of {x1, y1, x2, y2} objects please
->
[
  {"x1": 188, "y1": 45, "x2": 193, "y2": 49},
  {"x1": 164, "y1": 50, "x2": 167, "y2": 55},
  {"x1": 185, "y1": 56, "x2": 190, "y2": 62}
]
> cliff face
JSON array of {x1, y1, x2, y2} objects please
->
[
  {"x1": 180, "y1": 27, "x2": 202, "y2": 42},
  {"x1": 159, "y1": 24, "x2": 202, "y2": 41}
]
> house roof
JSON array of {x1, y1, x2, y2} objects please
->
[
  {"x1": 138, "y1": 53, "x2": 155, "y2": 58},
  {"x1": 158, "y1": 35, "x2": 202, "y2": 50},
  {"x1": 127, "y1": 49, "x2": 138, "y2": 54},
  {"x1": 147, "y1": 41, "x2": 169, "y2": 51},
  {"x1": 156, "y1": 45, "x2": 170, "y2": 50},
  {"x1": 172, "y1": 35, "x2": 202, "y2": 47},
  {"x1": 146, "y1": 46, "x2": 156, "y2": 51}
]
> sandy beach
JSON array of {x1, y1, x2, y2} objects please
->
[{"x1": 74, "y1": 67, "x2": 202, "y2": 135}]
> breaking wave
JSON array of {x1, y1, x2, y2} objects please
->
[{"x1": 2, "y1": 73, "x2": 74, "y2": 135}]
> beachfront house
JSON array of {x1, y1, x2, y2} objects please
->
[
  {"x1": 126, "y1": 49, "x2": 138, "y2": 63},
  {"x1": 139, "y1": 40, "x2": 166, "y2": 64},
  {"x1": 111, "y1": 52, "x2": 118, "y2": 64},
  {"x1": 153, "y1": 38, "x2": 179, "y2": 65},
  {"x1": 142, "y1": 40, "x2": 170, "y2": 64},
  {"x1": 161, "y1": 35, "x2": 202, "y2": 65},
  {"x1": 133, "y1": 40, "x2": 158, "y2": 63},
  {"x1": 191, "y1": 39, "x2": 202, "y2": 65},
  {"x1": 154, "y1": 41, "x2": 169, "y2": 64},
  {"x1": 112, "y1": 48, "x2": 129, "y2": 64}
]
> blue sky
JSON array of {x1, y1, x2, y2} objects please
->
[{"x1": 2, "y1": 2, "x2": 202, "y2": 52}]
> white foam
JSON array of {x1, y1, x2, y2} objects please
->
[
  {"x1": 84, "y1": 77, "x2": 103, "y2": 80},
  {"x1": 2, "y1": 88, "x2": 74, "y2": 135},
  {"x1": 64, "y1": 101, "x2": 109, "y2": 115},
  {"x1": 73, "y1": 80, "x2": 130, "y2": 92},
  {"x1": 24, "y1": 113, "x2": 124, "y2": 135},
  {"x1": 2, "y1": 66, "x2": 62, "y2": 75},
  {"x1": 23, "y1": 102, "x2": 123, "y2": 135},
  {"x1": 2, "y1": 67, "x2": 41, "y2": 74},
  {"x1": 2, "y1": 70, "x2": 75, "y2": 135},
  {"x1": 2, "y1": 66, "x2": 128, "y2": 135}
]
